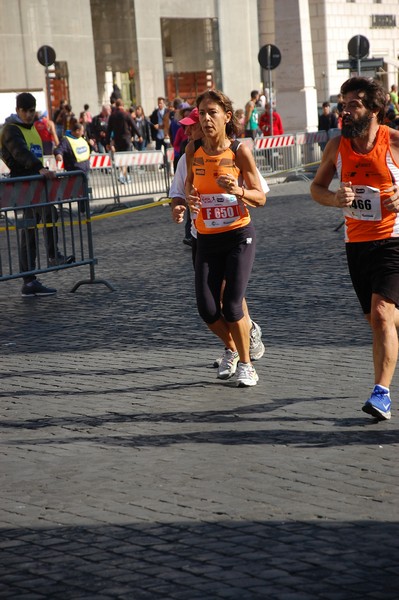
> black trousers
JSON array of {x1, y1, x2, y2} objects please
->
[{"x1": 20, "y1": 205, "x2": 59, "y2": 283}]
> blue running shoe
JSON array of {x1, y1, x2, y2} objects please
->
[{"x1": 362, "y1": 385, "x2": 391, "y2": 420}]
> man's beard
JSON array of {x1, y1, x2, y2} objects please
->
[{"x1": 341, "y1": 112, "x2": 373, "y2": 138}]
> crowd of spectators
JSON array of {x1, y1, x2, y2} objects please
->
[
  {"x1": 46, "y1": 87, "x2": 286, "y2": 161},
  {"x1": 3, "y1": 81, "x2": 399, "y2": 166}
]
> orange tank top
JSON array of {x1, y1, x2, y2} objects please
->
[
  {"x1": 335, "y1": 125, "x2": 399, "y2": 242},
  {"x1": 192, "y1": 142, "x2": 251, "y2": 234}
]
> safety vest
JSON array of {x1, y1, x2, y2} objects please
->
[
  {"x1": 67, "y1": 135, "x2": 90, "y2": 162},
  {"x1": 16, "y1": 124, "x2": 43, "y2": 164}
]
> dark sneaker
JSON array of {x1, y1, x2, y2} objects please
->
[
  {"x1": 21, "y1": 279, "x2": 57, "y2": 297},
  {"x1": 48, "y1": 253, "x2": 75, "y2": 267},
  {"x1": 362, "y1": 385, "x2": 391, "y2": 420}
]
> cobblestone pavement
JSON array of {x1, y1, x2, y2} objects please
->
[{"x1": 0, "y1": 181, "x2": 398, "y2": 599}]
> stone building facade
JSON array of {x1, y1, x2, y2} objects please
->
[{"x1": 0, "y1": 0, "x2": 398, "y2": 132}]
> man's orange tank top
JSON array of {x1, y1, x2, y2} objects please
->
[
  {"x1": 335, "y1": 125, "x2": 399, "y2": 242},
  {"x1": 192, "y1": 143, "x2": 251, "y2": 235}
]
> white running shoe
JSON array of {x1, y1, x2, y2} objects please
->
[
  {"x1": 236, "y1": 362, "x2": 259, "y2": 387},
  {"x1": 213, "y1": 354, "x2": 223, "y2": 368},
  {"x1": 217, "y1": 349, "x2": 239, "y2": 380},
  {"x1": 214, "y1": 320, "x2": 264, "y2": 367},
  {"x1": 249, "y1": 321, "x2": 265, "y2": 361}
]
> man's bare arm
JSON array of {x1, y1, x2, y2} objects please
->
[{"x1": 310, "y1": 137, "x2": 342, "y2": 207}]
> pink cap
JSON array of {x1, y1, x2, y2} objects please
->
[{"x1": 180, "y1": 107, "x2": 199, "y2": 126}]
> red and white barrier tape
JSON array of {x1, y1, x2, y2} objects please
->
[
  {"x1": 90, "y1": 153, "x2": 112, "y2": 168},
  {"x1": 255, "y1": 135, "x2": 295, "y2": 149},
  {"x1": 113, "y1": 150, "x2": 164, "y2": 167},
  {"x1": 296, "y1": 131, "x2": 327, "y2": 145}
]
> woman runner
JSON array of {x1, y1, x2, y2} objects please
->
[{"x1": 185, "y1": 90, "x2": 266, "y2": 386}]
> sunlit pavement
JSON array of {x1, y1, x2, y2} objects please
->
[{"x1": 0, "y1": 180, "x2": 398, "y2": 599}]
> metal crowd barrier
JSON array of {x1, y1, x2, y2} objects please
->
[
  {"x1": 44, "y1": 153, "x2": 118, "y2": 206},
  {"x1": 295, "y1": 131, "x2": 328, "y2": 168},
  {"x1": 0, "y1": 170, "x2": 114, "y2": 292},
  {"x1": 253, "y1": 130, "x2": 329, "y2": 178},
  {"x1": 111, "y1": 149, "x2": 171, "y2": 204},
  {"x1": 254, "y1": 134, "x2": 297, "y2": 176},
  {"x1": 42, "y1": 149, "x2": 172, "y2": 206}
]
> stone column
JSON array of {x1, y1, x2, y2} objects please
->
[
  {"x1": 274, "y1": 0, "x2": 318, "y2": 132},
  {"x1": 134, "y1": 0, "x2": 165, "y2": 115},
  {"x1": 217, "y1": 0, "x2": 261, "y2": 110}
]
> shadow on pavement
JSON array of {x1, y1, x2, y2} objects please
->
[
  {"x1": 1, "y1": 399, "x2": 397, "y2": 448},
  {"x1": 1, "y1": 520, "x2": 398, "y2": 599}
]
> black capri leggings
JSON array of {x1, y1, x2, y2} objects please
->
[{"x1": 195, "y1": 224, "x2": 256, "y2": 324}]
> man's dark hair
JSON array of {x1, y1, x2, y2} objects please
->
[
  {"x1": 71, "y1": 121, "x2": 83, "y2": 133},
  {"x1": 251, "y1": 90, "x2": 259, "y2": 100},
  {"x1": 16, "y1": 92, "x2": 36, "y2": 110},
  {"x1": 341, "y1": 77, "x2": 387, "y2": 124},
  {"x1": 322, "y1": 101, "x2": 330, "y2": 108}
]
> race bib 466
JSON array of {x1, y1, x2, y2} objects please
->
[{"x1": 343, "y1": 185, "x2": 381, "y2": 221}]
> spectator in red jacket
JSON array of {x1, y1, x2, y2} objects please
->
[
  {"x1": 34, "y1": 111, "x2": 59, "y2": 155},
  {"x1": 259, "y1": 103, "x2": 284, "y2": 136}
]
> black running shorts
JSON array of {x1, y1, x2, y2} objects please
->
[{"x1": 346, "y1": 238, "x2": 399, "y2": 314}]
